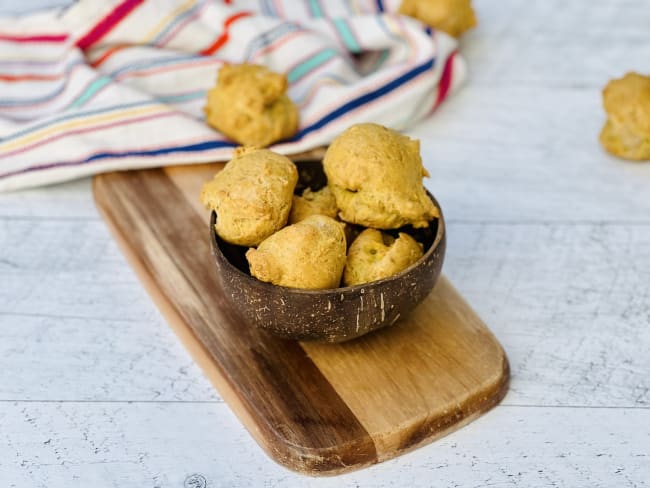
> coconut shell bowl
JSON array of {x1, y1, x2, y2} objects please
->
[{"x1": 210, "y1": 161, "x2": 446, "y2": 343}]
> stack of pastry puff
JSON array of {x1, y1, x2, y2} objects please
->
[
  {"x1": 201, "y1": 123, "x2": 440, "y2": 290},
  {"x1": 198, "y1": 0, "x2": 478, "y2": 290}
]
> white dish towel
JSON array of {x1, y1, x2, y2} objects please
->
[{"x1": 0, "y1": 0, "x2": 465, "y2": 191}]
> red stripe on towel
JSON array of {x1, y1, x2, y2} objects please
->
[
  {"x1": 90, "y1": 45, "x2": 128, "y2": 68},
  {"x1": 199, "y1": 11, "x2": 252, "y2": 55},
  {"x1": 0, "y1": 73, "x2": 62, "y2": 82},
  {"x1": 76, "y1": 0, "x2": 144, "y2": 50},
  {"x1": 433, "y1": 50, "x2": 455, "y2": 110},
  {"x1": 0, "y1": 33, "x2": 69, "y2": 43}
]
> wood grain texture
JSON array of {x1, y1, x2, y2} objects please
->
[
  {"x1": 303, "y1": 280, "x2": 508, "y2": 459},
  {"x1": 1, "y1": 402, "x2": 648, "y2": 488},
  {"x1": 92, "y1": 164, "x2": 508, "y2": 474},
  {"x1": 93, "y1": 169, "x2": 376, "y2": 474},
  {"x1": 3, "y1": 0, "x2": 650, "y2": 485},
  {"x1": 3, "y1": 219, "x2": 649, "y2": 409}
]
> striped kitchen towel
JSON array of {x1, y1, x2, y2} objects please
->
[{"x1": 0, "y1": 0, "x2": 465, "y2": 191}]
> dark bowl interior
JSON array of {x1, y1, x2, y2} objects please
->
[{"x1": 210, "y1": 160, "x2": 446, "y2": 343}]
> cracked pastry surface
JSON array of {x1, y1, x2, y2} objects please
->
[
  {"x1": 246, "y1": 215, "x2": 347, "y2": 289},
  {"x1": 600, "y1": 72, "x2": 650, "y2": 161},
  {"x1": 343, "y1": 228, "x2": 423, "y2": 286},
  {"x1": 323, "y1": 123, "x2": 439, "y2": 229},
  {"x1": 399, "y1": 0, "x2": 476, "y2": 38},
  {"x1": 288, "y1": 186, "x2": 339, "y2": 224},
  {"x1": 200, "y1": 147, "x2": 297, "y2": 247},
  {"x1": 205, "y1": 63, "x2": 299, "y2": 147}
]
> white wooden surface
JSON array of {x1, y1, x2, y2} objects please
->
[{"x1": 1, "y1": 0, "x2": 650, "y2": 486}]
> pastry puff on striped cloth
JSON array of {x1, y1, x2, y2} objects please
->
[{"x1": 0, "y1": 0, "x2": 467, "y2": 191}]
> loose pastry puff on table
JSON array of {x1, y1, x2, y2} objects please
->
[{"x1": 600, "y1": 72, "x2": 650, "y2": 161}]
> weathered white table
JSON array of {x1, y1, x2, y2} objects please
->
[{"x1": 1, "y1": 1, "x2": 649, "y2": 486}]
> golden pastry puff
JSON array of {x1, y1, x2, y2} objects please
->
[
  {"x1": 600, "y1": 72, "x2": 650, "y2": 161},
  {"x1": 399, "y1": 0, "x2": 477, "y2": 38},
  {"x1": 205, "y1": 63, "x2": 299, "y2": 147},
  {"x1": 288, "y1": 186, "x2": 339, "y2": 224},
  {"x1": 323, "y1": 123, "x2": 439, "y2": 229},
  {"x1": 246, "y1": 215, "x2": 347, "y2": 289},
  {"x1": 200, "y1": 147, "x2": 297, "y2": 247},
  {"x1": 343, "y1": 229, "x2": 423, "y2": 286}
]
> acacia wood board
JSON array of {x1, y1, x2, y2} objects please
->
[{"x1": 93, "y1": 162, "x2": 509, "y2": 476}]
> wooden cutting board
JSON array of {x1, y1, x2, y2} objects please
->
[{"x1": 93, "y1": 163, "x2": 509, "y2": 476}]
